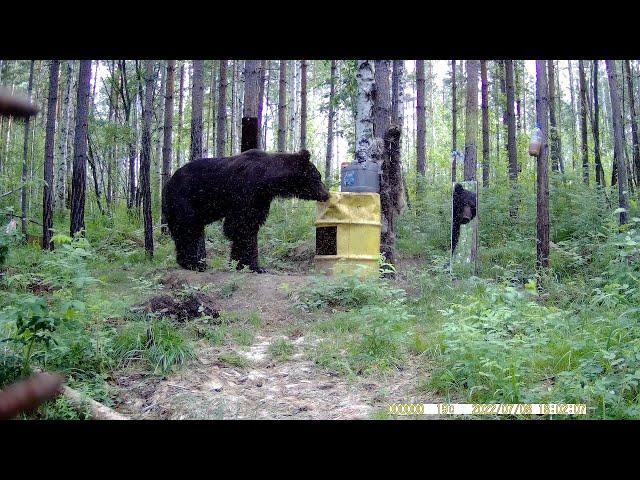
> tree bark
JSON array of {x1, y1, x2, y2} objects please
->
[
  {"x1": 547, "y1": 60, "x2": 563, "y2": 173},
  {"x1": 505, "y1": 60, "x2": 518, "y2": 217},
  {"x1": 606, "y1": 60, "x2": 630, "y2": 225},
  {"x1": 140, "y1": 60, "x2": 155, "y2": 256},
  {"x1": 56, "y1": 61, "x2": 73, "y2": 212},
  {"x1": 568, "y1": 60, "x2": 578, "y2": 169},
  {"x1": 535, "y1": 60, "x2": 550, "y2": 273},
  {"x1": 277, "y1": 60, "x2": 287, "y2": 152},
  {"x1": 464, "y1": 60, "x2": 479, "y2": 182},
  {"x1": 415, "y1": 60, "x2": 426, "y2": 180},
  {"x1": 190, "y1": 60, "x2": 204, "y2": 161},
  {"x1": 241, "y1": 60, "x2": 260, "y2": 152},
  {"x1": 216, "y1": 60, "x2": 227, "y2": 157},
  {"x1": 480, "y1": 60, "x2": 490, "y2": 187},
  {"x1": 578, "y1": 60, "x2": 590, "y2": 185},
  {"x1": 592, "y1": 61, "x2": 605, "y2": 187},
  {"x1": 21, "y1": 61, "x2": 35, "y2": 239},
  {"x1": 624, "y1": 60, "x2": 640, "y2": 187},
  {"x1": 177, "y1": 61, "x2": 185, "y2": 166},
  {"x1": 42, "y1": 60, "x2": 59, "y2": 250},
  {"x1": 300, "y1": 60, "x2": 308, "y2": 150},
  {"x1": 451, "y1": 59, "x2": 457, "y2": 182},
  {"x1": 161, "y1": 60, "x2": 175, "y2": 234},
  {"x1": 257, "y1": 60, "x2": 266, "y2": 149},
  {"x1": 70, "y1": 60, "x2": 92, "y2": 237},
  {"x1": 325, "y1": 60, "x2": 337, "y2": 182},
  {"x1": 355, "y1": 60, "x2": 374, "y2": 163}
]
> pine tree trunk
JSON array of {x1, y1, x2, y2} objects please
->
[
  {"x1": 21, "y1": 61, "x2": 35, "y2": 238},
  {"x1": 568, "y1": 60, "x2": 577, "y2": 170},
  {"x1": 451, "y1": 59, "x2": 457, "y2": 182},
  {"x1": 606, "y1": 60, "x2": 630, "y2": 225},
  {"x1": 140, "y1": 60, "x2": 155, "y2": 256},
  {"x1": 505, "y1": 60, "x2": 518, "y2": 216},
  {"x1": 56, "y1": 61, "x2": 73, "y2": 212},
  {"x1": 464, "y1": 60, "x2": 479, "y2": 182},
  {"x1": 325, "y1": 60, "x2": 336, "y2": 182},
  {"x1": 592, "y1": 61, "x2": 605, "y2": 187},
  {"x1": 481, "y1": 60, "x2": 490, "y2": 187},
  {"x1": 300, "y1": 60, "x2": 307, "y2": 150},
  {"x1": 263, "y1": 61, "x2": 271, "y2": 149},
  {"x1": 190, "y1": 60, "x2": 204, "y2": 161},
  {"x1": 578, "y1": 60, "x2": 590, "y2": 185},
  {"x1": 547, "y1": 60, "x2": 562, "y2": 173},
  {"x1": 535, "y1": 60, "x2": 550, "y2": 273},
  {"x1": 155, "y1": 63, "x2": 165, "y2": 198},
  {"x1": 415, "y1": 60, "x2": 426, "y2": 179},
  {"x1": 161, "y1": 60, "x2": 175, "y2": 234},
  {"x1": 70, "y1": 60, "x2": 92, "y2": 237},
  {"x1": 42, "y1": 60, "x2": 59, "y2": 250},
  {"x1": 257, "y1": 60, "x2": 266, "y2": 149},
  {"x1": 624, "y1": 60, "x2": 640, "y2": 186},
  {"x1": 277, "y1": 60, "x2": 287, "y2": 152},
  {"x1": 241, "y1": 60, "x2": 260, "y2": 152},
  {"x1": 176, "y1": 62, "x2": 185, "y2": 167},
  {"x1": 216, "y1": 60, "x2": 227, "y2": 157}
]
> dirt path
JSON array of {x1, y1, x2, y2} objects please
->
[{"x1": 111, "y1": 268, "x2": 443, "y2": 420}]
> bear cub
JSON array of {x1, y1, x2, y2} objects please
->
[
  {"x1": 162, "y1": 149, "x2": 330, "y2": 273},
  {"x1": 451, "y1": 183, "x2": 477, "y2": 254}
]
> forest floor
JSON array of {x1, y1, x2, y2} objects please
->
[{"x1": 111, "y1": 266, "x2": 446, "y2": 420}]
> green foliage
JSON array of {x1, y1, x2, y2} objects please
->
[
  {"x1": 290, "y1": 270, "x2": 404, "y2": 312},
  {"x1": 268, "y1": 338, "x2": 295, "y2": 361},
  {"x1": 112, "y1": 318, "x2": 195, "y2": 375}
]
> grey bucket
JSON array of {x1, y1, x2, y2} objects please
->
[{"x1": 340, "y1": 161, "x2": 381, "y2": 193}]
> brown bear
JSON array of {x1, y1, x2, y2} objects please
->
[{"x1": 162, "y1": 149, "x2": 329, "y2": 273}]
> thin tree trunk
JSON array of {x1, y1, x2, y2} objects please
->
[
  {"x1": 176, "y1": 61, "x2": 185, "y2": 167},
  {"x1": 161, "y1": 60, "x2": 175, "y2": 234},
  {"x1": 56, "y1": 61, "x2": 72, "y2": 212},
  {"x1": 325, "y1": 60, "x2": 336, "y2": 182},
  {"x1": 300, "y1": 60, "x2": 307, "y2": 150},
  {"x1": 592, "y1": 61, "x2": 605, "y2": 187},
  {"x1": 547, "y1": 60, "x2": 562, "y2": 173},
  {"x1": 140, "y1": 60, "x2": 155, "y2": 256},
  {"x1": 70, "y1": 60, "x2": 92, "y2": 237},
  {"x1": 415, "y1": 60, "x2": 426, "y2": 180},
  {"x1": 257, "y1": 60, "x2": 266, "y2": 149},
  {"x1": 624, "y1": 60, "x2": 640, "y2": 187},
  {"x1": 535, "y1": 60, "x2": 550, "y2": 273},
  {"x1": 578, "y1": 60, "x2": 590, "y2": 185},
  {"x1": 241, "y1": 60, "x2": 260, "y2": 152},
  {"x1": 21, "y1": 61, "x2": 35, "y2": 239},
  {"x1": 42, "y1": 60, "x2": 59, "y2": 250},
  {"x1": 464, "y1": 60, "x2": 479, "y2": 182},
  {"x1": 606, "y1": 60, "x2": 630, "y2": 225},
  {"x1": 481, "y1": 60, "x2": 490, "y2": 187},
  {"x1": 230, "y1": 61, "x2": 237, "y2": 154},
  {"x1": 505, "y1": 60, "x2": 518, "y2": 217},
  {"x1": 190, "y1": 60, "x2": 204, "y2": 161},
  {"x1": 568, "y1": 60, "x2": 578, "y2": 170},
  {"x1": 277, "y1": 60, "x2": 287, "y2": 152},
  {"x1": 216, "y1": 60, "x2": 227, "y2": 157},
  {"x1": 451, "y1": 59, "x2": 457, "y2": 182},
  {"x1": 391, "y1": 59, "x2": 409, "y2": 209},
  {"x1": 355, "y1": 60, "x2": 374, "y2": 163}
]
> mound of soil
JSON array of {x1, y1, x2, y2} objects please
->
[{"x1": 132, "y1": 292, "x2": 219, "y2": 322}]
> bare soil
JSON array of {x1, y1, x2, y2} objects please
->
[{"x1": 110, "y1": 268, "x2": 444, "y2": 420}]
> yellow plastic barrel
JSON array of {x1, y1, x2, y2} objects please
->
[{"x1": 314, "y1": 192, "x2": 381, "y2": 277}]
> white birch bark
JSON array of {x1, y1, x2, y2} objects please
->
[{"x1": 355, "y1": 60, "x2": 374, "y2": 163}]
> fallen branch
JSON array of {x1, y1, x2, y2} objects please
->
[{"x1": 61, "y1": 385, "x2": 129, "y2": 420}]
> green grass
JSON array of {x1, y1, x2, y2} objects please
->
[
  {"x1": 268, "y1": 338, "x2": 295, "y2": 361},
  {"x1": 218, "y1": 351, "x2": 251, "y2": 369}
]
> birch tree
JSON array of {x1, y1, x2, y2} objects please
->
[
  {"x1": 42, "y1": 60, "x2": 59, "y2": 250},
  {"x1": 355, "y1": 60, "x2": 374, "y2": 163}
]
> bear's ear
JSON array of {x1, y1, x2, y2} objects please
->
[{"x1": 299, "y1": 149, "x2": 311, "y2": 162}]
